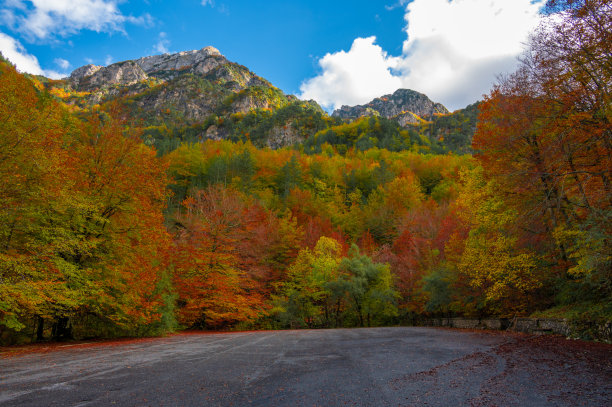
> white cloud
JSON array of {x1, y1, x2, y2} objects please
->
[
  {"x1": 1, "y1": 0, "x2": 152, "y2": 41},
  {"x1": 0, "y1": 31, "x2": 66, "y2": 78},
  {"x1": 300, "y1": 0, "x2": 545, "y2": 111},
  {"x1": 201, "y1": 0, "x2": 214, "y2": 6},
  {"x1": 300, "y1": 37, "x2": 402, "y2": 108},
  {"x1": 54, "y1": 57, "x2": 70, "y2": 70},
  {"x1": 154, "y1": 31, "x2": 170, "y2": 54},
  {"x1": 104, "y1": 54, "x2": 113, "y2": 65}
]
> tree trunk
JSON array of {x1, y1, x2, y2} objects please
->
[
  {"x1": 36, "y1": 317, "x2": 44, "y2": 341},
  {"x1": 51, "y1": 317, "x2": 72, "y2": 341}
]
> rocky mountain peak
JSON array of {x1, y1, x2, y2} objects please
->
[
  {"x1": 69, "y1": 64, "x2": 103, "y2": 81},
  {"x1": 68, "y1": 46, "x2": 227, "y2": 89},
  {"x1": 134, "y1": 46, "x2": 223, "y2": 74},
  {"x1": 71, "y1": 60, "x2": 147, "y2": 90},
  {"x1": 332, "y1": 88, "x2": 449, "y2": 126}
]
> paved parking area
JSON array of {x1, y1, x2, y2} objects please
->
[{"x1": 1, "y1": 327, "x2": 611, "y2": 406}]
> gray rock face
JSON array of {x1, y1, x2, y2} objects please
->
[
  {"x1": 332, "y1": 89, "x2": 449, "y2": 126},
  {"x1": 266, "y1": 123, "x2": 301, "y2": 149},
  {"x1": 78, "y1": 61, "x2": 148, "y2": 90},
  {"x1": 65, "y1": 47, "x2": 274, "y2": 121},
  {"x1": 134, "y1": 47, "x2": 222, "y2": 73},
  {"x1": 69, "y1": 64, "x2": 103, "y2": 83},
  {"x1": 68, "y1": 47, "x2": 227, "y2": 90},
  {"x1": 192, "y1": 56, "x2": 224, "y2": 76},
  {"x1": 231, "y1": 94, "x2": 272, "y2": 114},
  {"x1": 61, "y1": 46, "x2": 317, "y2": 149},
  {"x1": 395, "y1": 112, "x2": 421, "y2": 126}
]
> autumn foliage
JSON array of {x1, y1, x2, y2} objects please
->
[{"x1": 1, "y1": 0, "x2": 610, "y2": 344}]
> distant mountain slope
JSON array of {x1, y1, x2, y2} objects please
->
[
  {"x1": 38, "y1": 48, "x2": 475, "y2": 154},
  {"x1": 49, "y1": 47, "x2": 327, "y2": 151},
  {"x1": 426, "y1": 101, "x2": 480, "y2": 155},
  {"x1": 332, "y1": 89, "x2": 449, "y2": 126}
]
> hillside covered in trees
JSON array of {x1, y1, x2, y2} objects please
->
[{"x1": 0, "y1": 0, "x2": 609, "y2": 344}]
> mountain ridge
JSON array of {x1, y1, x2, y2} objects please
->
[{"x1": 38, "y1": 47, "x2": 474, "y2": 153}]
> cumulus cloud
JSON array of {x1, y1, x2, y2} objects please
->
[
  {"x1": 0, "y1": 32, "x2": 67, "y2": 78},
  {"x1": 300, "y1": 0, "x2": 545, "y2": 111},
  {"x1": 54, "y1": 57, "x2": 70, "y2": 70},
  {"x1": 300, "y1": 37, "x2": 403, "y2": 109},
  {"x1": 0, "y1": 0, "x2": 153, "y2": 41},
  {"x1": 154, "y1": 32, "x2": 170, "y2": 54}
]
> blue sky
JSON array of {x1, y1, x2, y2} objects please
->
[{"x1": 0, "y1": 0, "x2": 545, "y2": 111}]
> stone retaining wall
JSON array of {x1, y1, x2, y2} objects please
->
[{"x1": 422, "y1": 317, "x2": 511, "y2": 330}]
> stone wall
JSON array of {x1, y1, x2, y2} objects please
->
[
  {"x1": 421, "y1": 317, "x2": 511, "y2": 330},
  {"x1": 511, "y1": 318, "x2": 571, "y2": 336}
]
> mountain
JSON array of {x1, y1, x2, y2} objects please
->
[
  {"x1": 43, "y1": 48, "x2": 472, "y2": 154},
  {"x1": 54, "y1": 47, "x2": 328, "y2": 151},
  {"x1": 332, "y1": 89, "x2": 449, "y2": 126},
  {"x1": 68, "y1": 46, "x2": 276, "y2": 113}
]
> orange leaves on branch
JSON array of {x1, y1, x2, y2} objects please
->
[{"x1": 173, "y1": 185, "x2": 267, "y2": 328}]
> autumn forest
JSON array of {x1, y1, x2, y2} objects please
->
[{"x1": 0, "y1": 0, "x2": 610, "y2": 344}]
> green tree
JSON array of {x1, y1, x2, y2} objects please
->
[{"x1": 340, "y1": 245, "x2": 398, "y2": 327}]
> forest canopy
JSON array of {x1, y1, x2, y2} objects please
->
[{"x1": 0, "y1": 0, "x2": 609, "y2": 344}]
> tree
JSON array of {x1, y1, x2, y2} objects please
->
[
  {"x1": 0, "y1": 60, "x2": 172, "y2": 339},
  {"x1": 473, "y1": 0, "x2": 611, "y2": 306},
  {"x1": 340, "y1": 245, "x2": 398, "y2": 327},
  {"x1": 452, "y1": 167, "x2": 548, "y2": 316},
  {"x1": 173, "y1": 185, "x2": 264, "y2": 328},
  {"x1": 0, "y1": 58, "x2": 76, "y2": 333},
  {"x1": 274, "y1": 237, "x2": 343, "y2": 328},
  {"x1": 274, "y1": 155, "x2": 303, "y2": 199}
]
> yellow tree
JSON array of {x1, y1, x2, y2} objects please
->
[
  {"x1": 275, "y1": 236, "x2": 343, "y2": 328},
  {"x1": 452, "y1": 167, "x2": 547, "y2": 316}
]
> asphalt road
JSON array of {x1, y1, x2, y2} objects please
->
[{"x1": 1, "y1": 327, "x2": 611, "y2": 406}]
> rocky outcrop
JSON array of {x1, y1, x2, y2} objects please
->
[
  {"x1": 68, "y1": 47, "x2": 237, "y2": 91},
  {"x1": 65, "y1": 47, "x2": 277, "y2": 117},
  {"x1": 70, "y1": 47, "x2": 225, "y2": 86},
  {"x1": 266, "y1": 123, "x2": 302, "y2": 149},
  {"x1": 332, "y1": 89, "x2": 449, "y2": 126},
  {"x1": 77, "y1": 61, "x2": 148, "y2": 90},
  {"x1": 231, "y1": 95, "x2": 272, "y2": 114},
  {"x1": 394, "y1": 111, "x2": 422, "y2": 126},
  {"x1": 134, "y1": 46, "x2": 222, "y2": 73},
  {"x1": 69, "y1": 64, "x2": 102, "y2": 83}
]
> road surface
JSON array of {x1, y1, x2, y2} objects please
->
[{"x1": 1, "y1": 327, "x2": 611, "y2": 406}]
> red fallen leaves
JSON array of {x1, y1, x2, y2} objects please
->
[{"x1": 0, "y1": 330, "x2": 250, "y2": 358}]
